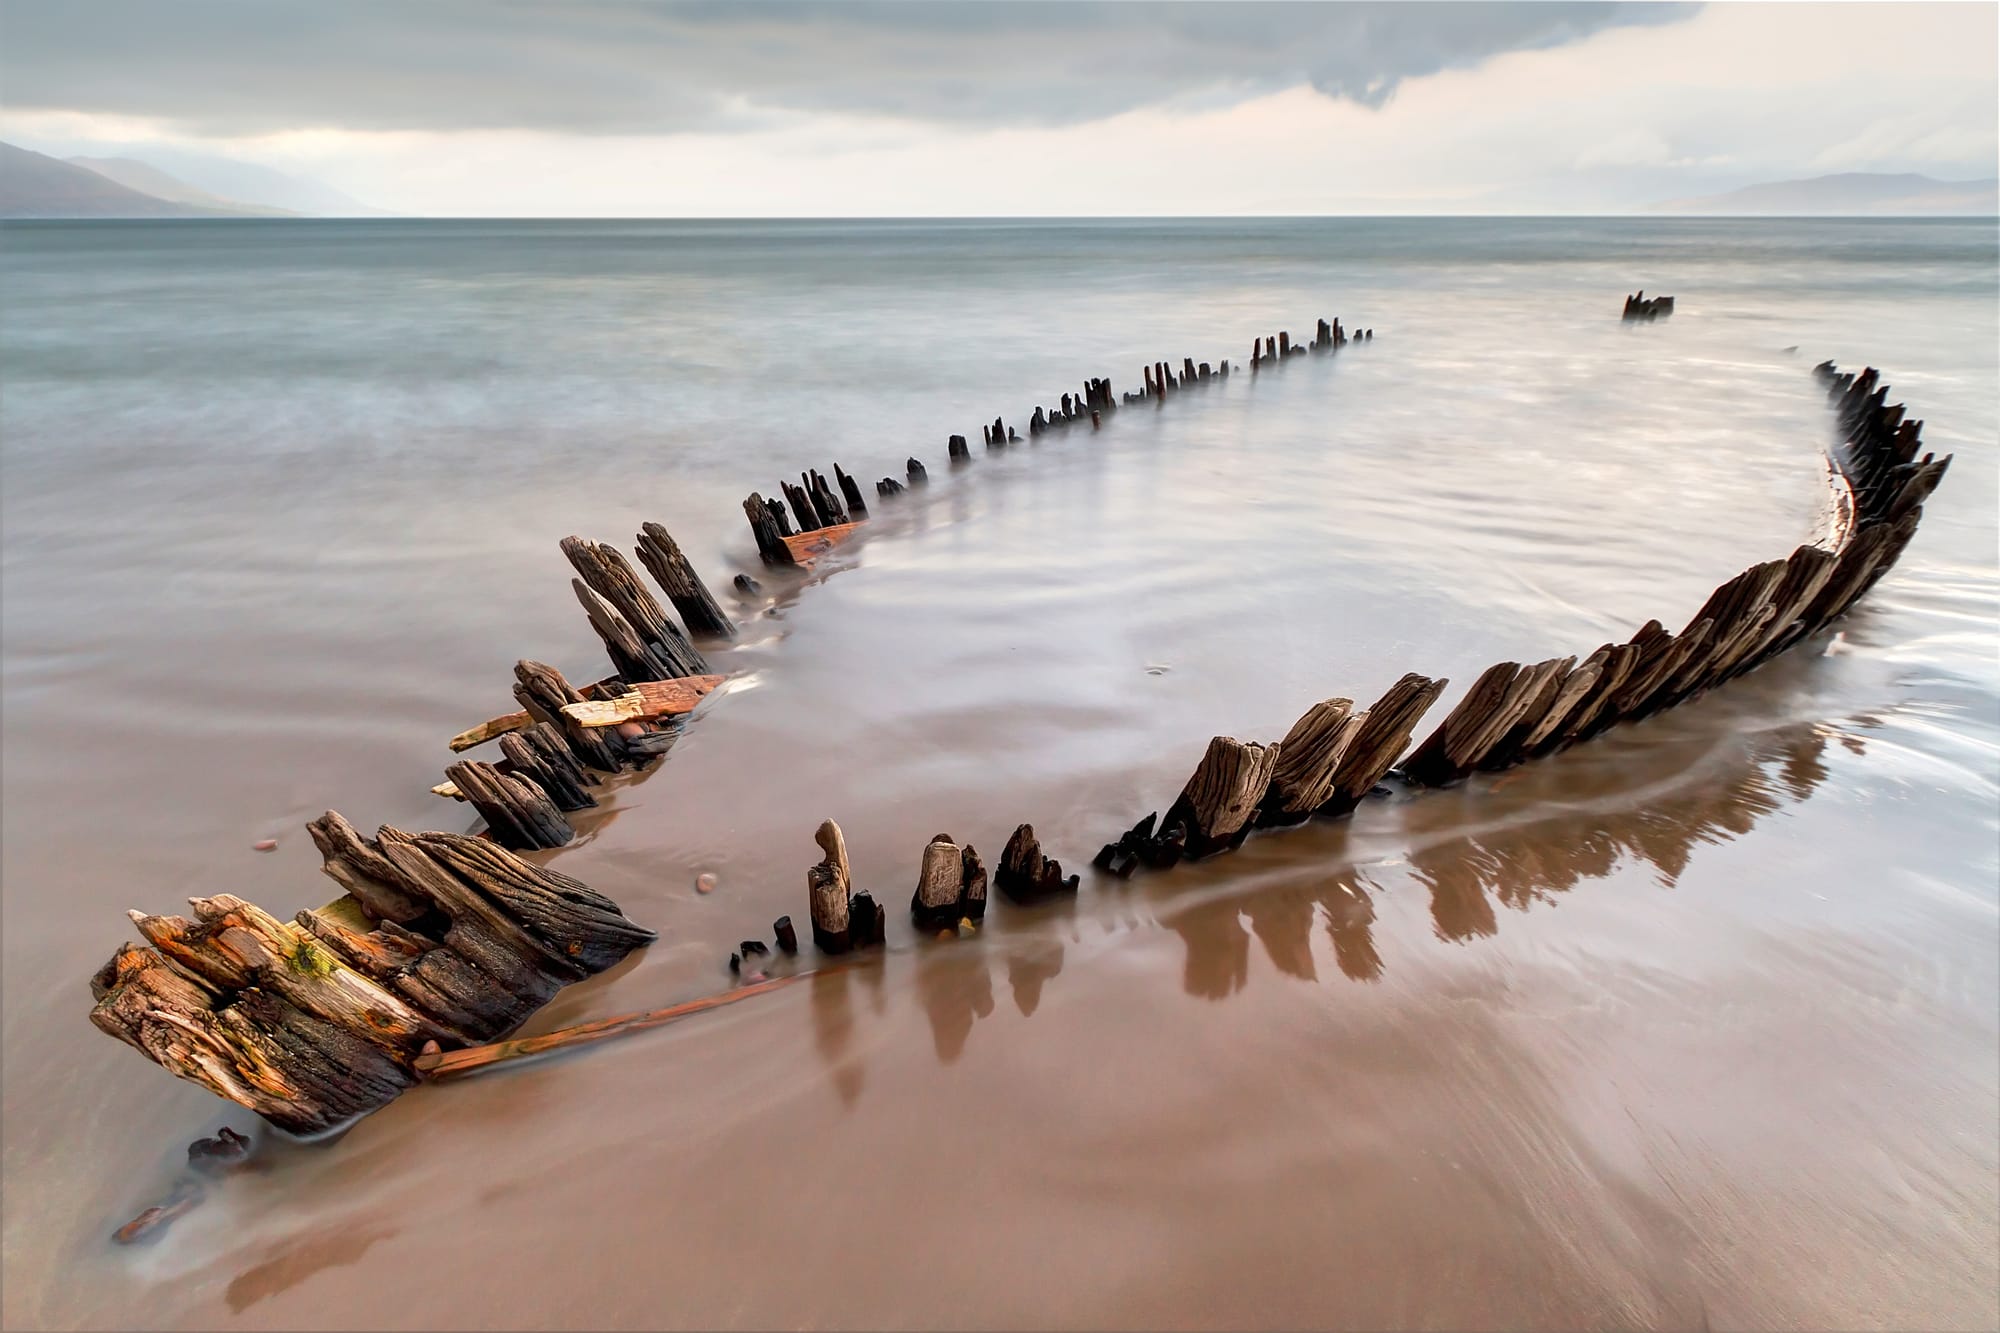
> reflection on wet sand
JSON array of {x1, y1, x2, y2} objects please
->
[
  {"x1": 225, "y1": 1224, "x2": 398, "y2": 1313},
  {"x1": 1406, "y1": 717, "x2": 1852, "y2": 936},
  {"x1": 1166, "y1": 715, "x2": 1854, "y2": 993},
  {"x1": 915, "y1": 948, "x2": 995, "y2": 1063},
  {"x1": 810, "y1": 966, "x2": 867, "y2": 1108},
  {"x1": 1005, "y1": 940, "x2": 1064, "y2": 1017},
  {"x1": 796, "y1": 713, "x2": 1860, "y2": 1101}
]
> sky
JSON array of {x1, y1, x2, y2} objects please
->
[{"x1": 2, "y1": 1, "x2": 1995, "y2": 216}]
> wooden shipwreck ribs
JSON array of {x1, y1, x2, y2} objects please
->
[
  {"x1": 90, "y1": 311, "x2": 1346, "y2": 1134},
  {"x1": 1623, "y1": 290, "x2": 1675, "y2": 321},
  {"x1": 1097, "y1": 358, "x2": 1950, "y2": 873},
  {"x1": 92, "y1": 813, "x2": 654, "y2": 1134},
  {"x1": 88, "y1": 300, "x2": 1948, "y2": 1146}
]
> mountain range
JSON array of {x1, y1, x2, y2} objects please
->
[
  {"x1": 4, "y1": 141, "x2": 1997, "y2": 219},
  {"x1": 1649, "y1": 172, "x2": 1998, "y2": 216},
  {"x1": 0, "y1": 141, "x2": 382, "y2": 218}
]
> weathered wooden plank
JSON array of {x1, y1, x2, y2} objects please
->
[
  {"x1": 448, "y1": 710, "x2": 533, "y2": 753},
  {"x1": 559, "y1": 674, "x2": 724, "y2": 728},
  {"x1": 782, "y1": 521, "x2": 865, "y2": 565}
]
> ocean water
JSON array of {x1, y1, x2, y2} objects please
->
[{"x1": 2, "y1": 217, "x2": 1996, "y2": 1329}]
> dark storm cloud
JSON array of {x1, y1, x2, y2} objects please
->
[{"x1": 3, "y1": 1, "x2": 1696, "y2": 135}]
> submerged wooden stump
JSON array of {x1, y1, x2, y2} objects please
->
[
  {"x1": 995, "y1": 824, "x2": 1077, "y2": 903},
  {"x1": 911, "y1": 833, "x2": 988, "y2": 928},
  {"x1": 1622, "y1": 291, "x2": 1675, "y2": 321}
]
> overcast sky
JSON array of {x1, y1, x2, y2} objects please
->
[{"x1": 3, "y1": 1, "x2": 1994, "y2": 215}]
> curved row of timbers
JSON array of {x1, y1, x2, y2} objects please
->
[
  {"x1": 90, "y1": 312, "x2": 1366, "y2": 1138},
  {"x1": 90, "y1": 336, "x2": 1945, "y2": 1137},
  {"x1": 432, "y1": 315, "x2": 1366, "y2": 848}
]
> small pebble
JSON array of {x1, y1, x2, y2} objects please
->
[
  {"x1": 252, "y1": 839, "x2": 278, "y2": 852},
  {"x1": 696, "y1": 873, "x2": 718, "y2": 895}
]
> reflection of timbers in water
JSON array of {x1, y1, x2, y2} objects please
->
[
  {"x1": 1153, "y1": 712, "x2": 1853, "y2": 996},
  {"x1": 1098, "y1": 360, "x2": 1951, "y2": 876}
]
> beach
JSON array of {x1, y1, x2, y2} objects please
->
[{"x1": 3, "y1": 217, "x2": 1995, "y2": 1329}]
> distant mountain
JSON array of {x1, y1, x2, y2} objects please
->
[
  {"x1": 119, "y1": 148, "x2": 388, "y2": 216},
  {"x1": 66, "y1": 156, "x2": 294, "y2": 216},
  {"x1": 0, "y1": 141, "x2": 228, "y2": 217},
  {"x1": 1651, "y1": 172, "x2": 1999, "y2": 216}
]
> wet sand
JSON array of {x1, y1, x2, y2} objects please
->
[{"x1": 3, "y1": 219, "x2": 1995, "y2": 1329}]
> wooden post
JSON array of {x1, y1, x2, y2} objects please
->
[
  {"x1": 960, "y1": 843, "x2": 987, "y2": 921},
  {"x1": 949, "y1": 434, "x2": 970, "y2": 462},
  {"x1": 912, "y1": 834, "x2": 962, "y2": 929},
  {"x1": 1165, "y1": 737, "x2": 1281, "y2": 859},
  {"x1": 773, "y1": 916, "x2": 798, "y2": 955},
  {"x1": 781, "y1": 480, "x2": 822, "y2": 533},
  {"x1": 907, "y1": 458, "x2": 928, "y2": 484},
  {"x1": 1401, "y1": 657, "x2": 1575, "y2": 787},
  {"x1": 833, "y1": 465, "x2": 868, "y2": 519},
  {"x1": 1322, "y1": 672, "x2": 1447, "y2": 813},
  {"x1": 1259, "y1": 697, "x2": 1359, "y2": 826},
  {"x1": 562, "y1": 537, "x2": 707, "y2": 677},
  {"x1": 808, "y1": 819, "x2": 852, "y2": 954},
  {"x1": 635, "y1": 522, "x2": 736, "y2": 639},
  {"x1": 571, "y1": 578, "x2": 682, "y2": 685},
  {"x1": 806, "y1": 470, "x2": 848, "y2": 527},
  {"x1": 995, "y1": 823, "x2": 1078, "y2": 903},
  {"x1": 743, "y1": 492, "x2": 799, "y2": 567},
  {"x1": 905, "y1": 834, "x2": 984, "y2": 929},
  {"x1": 849, "y1": 890, "x2": 885, "y2": 949}
]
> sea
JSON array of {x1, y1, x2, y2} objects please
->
[{"x1": 3, "y1": 217, "x2": 1996, "y2": 1329}]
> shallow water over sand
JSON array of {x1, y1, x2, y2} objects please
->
[{"x1": 3, "y1": 218, "x2": 1996, "y2": 1329}]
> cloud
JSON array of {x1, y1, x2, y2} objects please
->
[{"x1": 1, "y1": 1, "x2": 1695, "y2": 136}]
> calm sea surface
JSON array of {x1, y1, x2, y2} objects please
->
[{"x1": 4, "y1": 218, "x2": 1996, "y2": 1329}]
